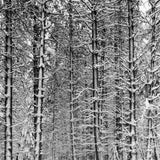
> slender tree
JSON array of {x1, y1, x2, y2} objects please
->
[
  {"x1": 114, "y1": 1, "x2": 123, "y2": 159},
  {"x1": 69, "y1": 0, "x2": 76, "y2": 159},
  {"x1": 4, "y1": 0, "x2": 13, "y2": 159},
  {"x1": 127, "y1": 0, "x2": 137, "y2": 159},
  {"x1": 33, "y1": 0, "x2": 46, "y2": 159},
  {"x1": 33, "y1": 8, "x2": 40, "y2": 160},
  {"x1": 91, "y1": 1, "x2": 99, "y2": 159},
  {"x1": 146, "y1": 1, "x2": 159, "y2": 159}
]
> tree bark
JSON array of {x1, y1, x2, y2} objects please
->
[
  {"x1": 91, "y1": 2, "x2": 99, "y2": 160},
  {"x1": 4, "y1": 0, "x2": 13, "y2": 159},
  {"x1": 33, "y1": 1, "x2": 45, "y2": 159},
  {"x1": 33, "y1": 15, "x2": 39, "y2": 160},
  {"x1": 69, "y1": 0, "x2": 76, "y2": 160},
  {"x1": 146, "y1": 1, "x2": 158, "y2": 160},
  {"x1": 114, "y1": 1, "x2": 123, "y2": 159},
  {"x1": 128, "y1": 0, "x2": 137, "y2": 160}
]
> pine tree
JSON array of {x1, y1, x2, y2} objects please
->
[
  {"x1": 127, "y1": 0, "x2": 138, "y2": 159},
  {"x1": 146, "y1": 0, "x2": 159, "y2": 159},
  {"x1": 33, "y1": 0, "x2": 46, "y2": 159},
  {"x1": 4, "y1": 0, "x2": 13, "y2": 159},
  {"x1": 69, "y1": 0, "x2": 76, "y2": 159},
  {"x1": 91, "y1": 1, "x2": 99, "y2": 159}
]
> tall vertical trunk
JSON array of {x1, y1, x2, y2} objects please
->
[
  {"x1": 33, "y1": 15, "x2": 39, "y2": 160},
  {"x1": 35, "y1": 2, "x2": 45, "y2": 159},
  {"x1": 4, "y1": 0, "x2": 13, "y2": 159},
  {"x1": 69, "y1": 0, "x2": 75, "y2": 160},
  {"x1": 146, "y1": 1, "x2": 158, "y2": 160},
  {"x1": 114, "y1": 1, "x2": 123, "y2": 159},
  {"x1": 128, "y1": 1, "x2": 137, "y2": 160},
  {"x1": 91, "y1": 2, "x2": 99, "y2": 160},
  {"x1": 33, "y1": 1, "x2": 45, "y2": 159},
  {"x1": 99, "y1": 27, "x2": 105, "y2": 139}
]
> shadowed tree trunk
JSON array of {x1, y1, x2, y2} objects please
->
[
  {"x1": 33, "y1": 1, "x2": 45, "y2": 159},
  {"x1": 4, "y1": 0, "x2": 13, "y2": 159},
  {"x1": 146, "y1": 1, "x2": 158, "y2": 160},
  {"x1": 33, "y1": 10, "x2": 39, "y2": 160},
  {"x1": 128, "y1": 1, "x2": 137, "y2": 160},
  {"x1": 69, "y1": 0, "x2": 76, "y2": 159},
  {"x1": 91, "y1": 1, "x2": 99, "y2": 160},
  {"x1": 114, "y1": 1, "x2": 123, "y2": 159}
]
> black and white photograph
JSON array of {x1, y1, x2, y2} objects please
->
[{"x1": 0, "y1": 0, "x2": 159, "y2": 160}]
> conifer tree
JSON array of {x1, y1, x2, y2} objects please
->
[
  {"x1": 33, "y1": 0, "x2": 46, "y2": 159},
  {"x1": 69, "y1": 0, "x2": 76, "y2": 159},
  {"x1": 4, "y1": 0, "x2": 13, "y2": 159}
]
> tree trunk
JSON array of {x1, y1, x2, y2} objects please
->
[
  {"x1": 69, "y1": 0, "x2": 76, "y2": 160},
  {"x1": 4, "y1": 0, "x2": 13, "y2": 159},
  {"x1": 91, "y1": 2, "x2": 99, "y2": 160},
  {"x1": 128, "y1": 1, "x2": 137, "y2": 160},
  {"x1": 146, "y1": 1, "x2": 158, "y2": 160},
  {"x1": 33, "y1": 1, "x2": 45, "y2": 159},
  {"x1": 33, "y1": 18, "x2": 39, "y2": 160},
  {"x1": 114, "y1": 1, "x2": 123, "y2": 159}
]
